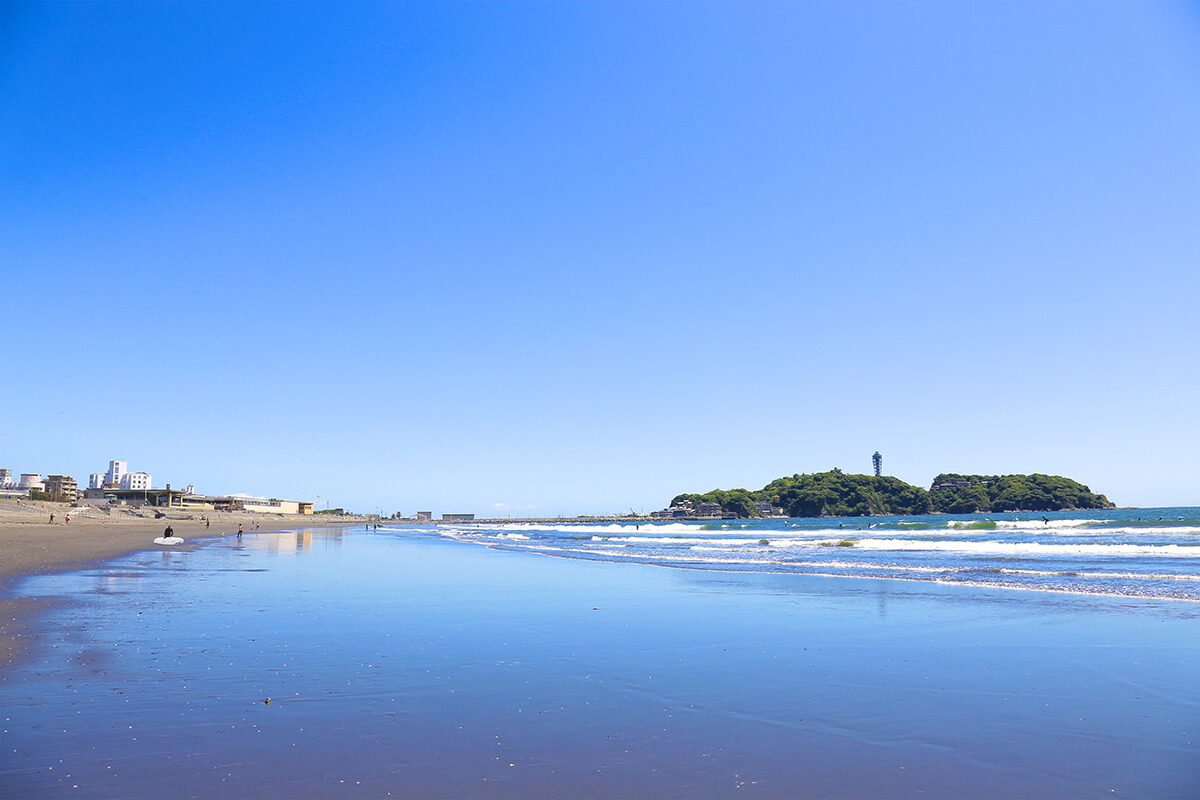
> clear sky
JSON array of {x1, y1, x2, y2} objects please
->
[{"x1": 3, "y1": 1, "x2": 1199, "y2": 516}]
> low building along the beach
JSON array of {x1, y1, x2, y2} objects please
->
[
  {"x1": 212, "y1": 493, "x2": 314, "y2": 514},
  {"x1": 80, "y1": 486, "x2": 190, "y2": 508},
  {"x1": 19, "y1": 474, "x2": 44, "y2": 491},
  {"x1": 0, "y1": 468, "x2": 27, "y2": 498}
]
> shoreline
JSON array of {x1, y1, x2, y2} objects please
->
[{"x1": 0, "y1": 499, "x2": 364, "y2": 668}]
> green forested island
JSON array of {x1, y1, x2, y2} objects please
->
[{"x1": 671, "y1": 471, "x2": 1113, "y2": 518}]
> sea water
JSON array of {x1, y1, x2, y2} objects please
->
[
  {"x1": 3, "y1": 515, "x2": 1199, "y2": 798},
  {"x1": 428, "y1": 507, "x2": 1200, "y2": 601}
]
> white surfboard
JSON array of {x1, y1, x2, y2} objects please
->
[{"x1": 154, "y1": 536, "x2": 184, "y2": 546}]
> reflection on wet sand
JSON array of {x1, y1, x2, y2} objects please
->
[{"x1": 240, "y1": 526, "x2": 349, "y2": 554}]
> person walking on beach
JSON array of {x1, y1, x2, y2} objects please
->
[
  {"x1": 65, "y1": 514, "x2": 69, "y2": 525},
  {"x1": 206, "y1": 517, "x2": 210, "y2": 528},
  {"x1": 237, "y1": 524, "x2": 243, "y2": 540},
  {"x1": 49, "y1": 513, "x2": 54, "y2": 524}
]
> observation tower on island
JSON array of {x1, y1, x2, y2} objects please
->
[{"x1": 872, "y1": 451, "x2": 882, "y2": 477}]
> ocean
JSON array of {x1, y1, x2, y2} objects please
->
[
  {"x1": 3, "y1": 511, "x2": 1198, "y2": 798},
  {"x1": 427, "y1": 507, "x2": 1200, "y2": 601}
]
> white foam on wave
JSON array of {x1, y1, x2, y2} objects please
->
[
  {"x1": 996, "y1": 567, "x2": 1200, "y2": 582},
  {"x1": 595, "y1": 536, "x2": 766, "y2": 546},
  {"x1": 1090, "y1": 525, "x2": 1200, "y2": 537},
  {"x1": 438, "y1": 526, "x2": 1200, "y2": 601},
  {"x1": 936, "y1": 518, "x2": 1104, "y2": 530},
  {"x1": 593, "y1": 533, "x2": 840, "y2": 546},
  {"x1": 483, "y1": 522, "x2": 706, "y2": 535},
  {"x1": 989, "y1": 518, "x2": 1104, "y2": 529},
  {"x1": 847, "y1": 539, "x2": 1200, "y2": 557}
]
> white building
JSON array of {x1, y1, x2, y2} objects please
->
[
  {"x1": 105, "y1": 460, "x2": 127, "y2": 488},
  {"x1": 19, "y1": 474, "x2": 45, "y2": 491},
  {"x1": 119, "y1": 472, "x2": 152, "y2": 491},
  {"x1": 89, "y1": 473, "x2": 106, "y2": 489},
  {"x1": 216, "y1": 493, "x2": 312, "y2": 515}
]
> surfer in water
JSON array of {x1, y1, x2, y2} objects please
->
[{"x1": 1042, "y1": 516, "x2": 1050, "y2": 525}]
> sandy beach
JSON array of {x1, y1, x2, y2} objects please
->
[
  {"x1": 0, "y1": 499, "x2": 362, "y2": 666},
  {"x1": 3, "y1": 519, "x2": 1197, "y2": 798}
]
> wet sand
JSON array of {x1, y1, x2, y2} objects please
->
[{"x1": 0, "y1": 500, "x2": 360, "y2": 666}]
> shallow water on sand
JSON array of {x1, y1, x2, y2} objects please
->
[{"x1": 2, "y1": 528, "x2": 1199, "y2": 799}]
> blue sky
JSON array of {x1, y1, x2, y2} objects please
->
[{"x1": 3, "y1": 1, "x2": 1199, "y2": 515}]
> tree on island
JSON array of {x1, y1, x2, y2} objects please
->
[
  {"x1": 929, "y1": 473, "x2": 1111, "y2": 513},
  {"x1": 759, "y1": 472, "x2": 931, "y2": 518},
  {"x1": 672, "y1": 470, "x2": 1112, "y2": 518}
]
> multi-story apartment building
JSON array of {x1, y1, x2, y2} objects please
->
[
  {"x1": 119, "y1": 472, "x2": 152, "y2": 491},
  {"x1": 104, "y1": 460, "x2": 127, "y2": 488},
  {"x1": 44, "y1": 475, "x2": 79, "y2": 503}
]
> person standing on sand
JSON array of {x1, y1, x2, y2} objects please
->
[
  {"x1": 65, "y1": 514, "x2": 69, "y2": 525},
  {"x1": 237, "y1": 524, "x2": 243, "y2": 540},
  {"x1": 49, "y1": 513, "x2": 54, "y2": 524}
]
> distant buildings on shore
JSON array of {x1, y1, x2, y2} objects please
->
[
  {"x1": 211, "y1": 493, "x2": 314, "y2": 515},
  {"x1": 650, "y1": 499, "x2": 784, "y2": 520},
  {"x1": 0, "y1": 458, "x2": 314, "y2": 515},
  {"x1": 88, "y1": 460, "x2": 151, "y2": 492},
  {"x1": 404, "y1": 511, "x2": 474, "y2": 522}
]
